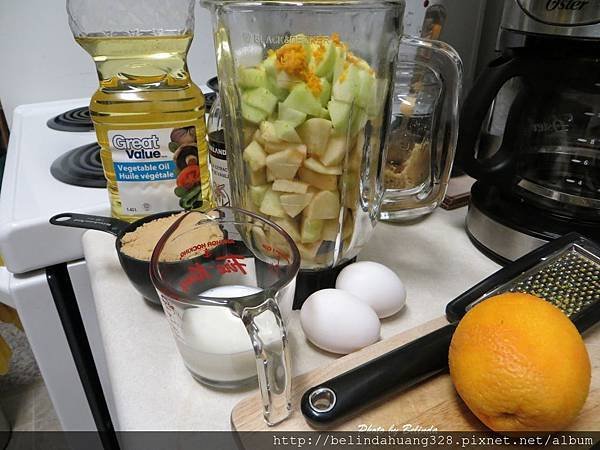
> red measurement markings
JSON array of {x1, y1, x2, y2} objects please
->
[
  {"x1": 179, "y1": 238, "x2": 236, "y2": 260},
  {"x1": 215, "y1": 255, "x2": 248, "y2": 275},
  {"x1": 179, "y1": 254, "x2": 248, "y2": 292}
]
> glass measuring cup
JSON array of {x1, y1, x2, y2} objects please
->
[
  {"x1": 149, "y1": 208, "x2": 299, "y2": 425},
  {"x1": 200, "y1": 0, "x2": 461, "y2": 305}
]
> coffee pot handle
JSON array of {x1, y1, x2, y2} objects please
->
[
  {"x1": 455, "y1": 55, "x2": 538, "y2": 184},
  {"x1": 386, "y1": 36, "x2": 462, "y2": 212}
]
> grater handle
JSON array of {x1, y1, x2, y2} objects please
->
[{"x1": 301, "y1": 323, "x2": 457, "y2": 425}]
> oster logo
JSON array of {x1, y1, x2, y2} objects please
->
[{"x1": 546, "y1": 0, "x2": 589, "y2": 11}]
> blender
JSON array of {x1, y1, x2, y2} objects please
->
[{"x1": 201, "y1": 0, "x2": 462, "y2": 306}]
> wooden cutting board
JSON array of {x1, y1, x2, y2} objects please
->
[{"x1": 231, "y1": 317, "x2": 600, "y2": 431}]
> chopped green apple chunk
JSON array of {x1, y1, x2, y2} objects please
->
[
  {"x1": 304, "y1": 190, "x2": 341, "y2": 220},
  {"x1": 266, "y1": 167, "x2": 275, "y2": 182},
  {"x1": 242, "y1": 101, "x2": 268, "y2": 125},
  {"x1": 304, "y1": 158, "x2": 342, "y2": 175},
  {"x1": 278, "y1": 103, "x2": 307, "y2": 128},
  {"x1": 332, "y1": 46, "x2": 347, "y2": 82},
  {"x1": 272, "y1": 179, "x2": 309, "y2": 194},
  {"x1": 350, "y1": 108, "x2": 368, "y2": 137},
  {"x1": 297, "y1": 241, "x2": 322, "y2": 261},
  {"x1": 319, "y1": 78, "x2": 331, "y2": 107},
  {"x1": 243, "y1": 141, "x2": 267, "y2": 171},
  {"x1": 297, "y1": 118, "x2": 332, "y2": 157},
  {"x1": 239, "y1": 67, "x2": 267, "y2": 89},
  {"x1": 283, "y1": 83, "x2": 323, "y2": 117},
  {"x1": 259, "y1": 189, "x2": 286, "y2": 218},
  {"x1": 356, "y1": 69, "x2": 376, "y2": 110},
  {"x1": 266, "y1": 148, "x2": 304, "y2": 180},
  {"x1": 280, "y1": 192, "x2": 314, "y2": 218},
  {"x1": 327, "y1": 99, "x2": 351, "y2": 133},
  {"x1": 243, "y1": 87, "x2": 278, "y2": 115},
  {"x1": 301, "y1": 217, "x2": 324, "y2": 243},
  {"x1": 314, "y1": 41, "x2": 336, "y2": 78},
  {"x1": 332, "y1": 64, "x2": 360, "y2": 104},
  {"x1": 249, "y1": 185, "x2": 269, "y2": 207},
  {"x1": 321, "y1": 135, "x2": 348, "y2": 166},
  {"x1": 298, "y1": 167, "x2": 338, "y2": 191},
  {"x1": 274, "y1": 120, "x2": 302, "y2": 143},
  {"x1": 249, "y1": 168, "x2": 266, "y2": 185}
]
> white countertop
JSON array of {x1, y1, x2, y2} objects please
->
[{"x1": 82, "y1": 207, "x2": 500, "y2": 431}]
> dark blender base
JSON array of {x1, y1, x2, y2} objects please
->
[
  {"x1": 466, "y1": 182, "x2": 600, "y2": 265},
  {"x1": 293, "y1": 258, "x2": 356, "y2": 309}
]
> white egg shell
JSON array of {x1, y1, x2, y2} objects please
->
[
  {"x1": 300, "y1": 289, "x2": 380, "y2": 355},
  {"x1": 336, "y1": 261, "x2": 406, "y2": 318}
]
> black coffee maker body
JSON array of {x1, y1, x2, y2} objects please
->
[{"x1": 457, "y1": 0, "x2": 600, "y2": 263}]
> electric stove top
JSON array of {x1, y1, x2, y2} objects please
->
[{"x1": 0, "y1": 99, "x2": 109, "y2": 274}]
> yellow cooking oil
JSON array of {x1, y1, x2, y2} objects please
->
[{"x1": 76, "y1": 34, "x2": 213, "y2": 222}]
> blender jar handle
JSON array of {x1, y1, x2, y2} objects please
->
[
  {"x1": 386, "y1": 36, "x2": 462, "y2": 211},
  {"x1": 241, "y1": 297, "x2": 292, "y2": 426}
]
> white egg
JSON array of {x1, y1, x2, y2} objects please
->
[
  {"x1": 336, "y1": 261, "x2": 406, "y2": 318},
  {"x1": 300, "y1": 289, "x2": 380, "y2": 355}
]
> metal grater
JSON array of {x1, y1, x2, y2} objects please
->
[{"x1": 467, "y1": 242, "x2": 600, "y2": 317}]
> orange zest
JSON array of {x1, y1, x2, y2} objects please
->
[{"x1": 275, "y1": 43, "x2": 322, "y2": 96}]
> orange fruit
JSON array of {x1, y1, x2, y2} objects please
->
[{"x1": 448, "y1": 292, "x2": 591, "y2": 432}]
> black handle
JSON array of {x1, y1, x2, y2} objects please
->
[
  {"x1": 50, "y1": 213, "x2": 128, "y2": 237},
  {"x1": 301, "y1": 323, "x2": 457, "y2": 425},
  {"x1": 456, "y1": 55, "x2": 539, "y2": 185}
]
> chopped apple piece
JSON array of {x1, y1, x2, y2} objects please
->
[
  {"x1": 243, "y1": 141, "x2": 267, "y2": 171},
  {"x1": 263, "y1": 141, "x2": 289, "y2": 154},
  {"x1": 297, "y1": 118, "x2": 332, "y2": 157},
  {"x1": 303, "y1": 190, "x2": 340, "y2": 220},
  {"x1": 327, "y1": 99, "x2": 352, "y2": 133},
  {"x1": 266, "y1": 149, "x2": 304, "y2": 180},
  {"x1": 249, "y1": 185, "x2": 269, "y2": 207},
  {"x1": 321, "y1": 135, "x2": 348, "y2": 166},
  {"x1": 301, "y1": 217, "x2": 324, "y2": 243},
  {"x1": 272, "y1": 217, "x2": 301, "y2": 242},
  {"x1": 332, "y1": 64, "x2": 360, "y2": 104},
  {"x1": 259, "y1": 121, "x2": 281, "y2": 143},
  {"x1": 322, "y1": 219, "x2": 340, "y2": 241},
  {"x1": 297, "y1": 241, "x2": 322, "y2": 261},
  {"x1": 278, "y1": 103, "x2": 307, "y2": 128},
  {"x1": 266, "y1": 167, "x2": 275, "y2": 182},
  {"x1": 283, "y1": 83, "x2": 323, "y2": 117},
  {"x1": 243, "y1": 87, "x2": 278, "y2": 115},
  {"x1": 253, "y1": 128, "x2": 265, "y2": 146},
  {"x1": 280, "y1": 192, "x2": 314, "y2": 218},
  {"x1": 274, "y1": 120, "x2": 302, "y2": 143},
  {"x1": 242, "y1": 101, "x2": 268, "y2": 125},
  {"x1": 259, "y1": 189, "x2": 286, "y2": 218},
  {"x1": 319, "y1": 78, "x2": 331, "y2": 107},
  {"x1": 272, "y1": 179, "x2": 309, "y2": 194},
  {"x1": 304, "y1": 158, "x2": 342, "y2": 175},
  {"x1": 298, "y1": 167, "x2": 338, "y2": 191},
  {"x1": 239, "y1": 67, "x2": 267, "y2": 89},
  {"x1": 314, "y1": 41, "x2": 336, "y2": 78},
  {"x1": 249, "y1": 168, "x2": 266, "y2": 185}
]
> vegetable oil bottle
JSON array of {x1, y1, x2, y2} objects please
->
[{"x1": 68, "y1": 0, "x2": 213, "y2": 222}]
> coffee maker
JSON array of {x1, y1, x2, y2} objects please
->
[{"x1": 456, "y1": 0, "x2": 600, "y2": 263}]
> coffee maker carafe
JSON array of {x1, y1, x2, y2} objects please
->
[{"x1": 456, "y1": 0, "x2": 600, "y2": 263}]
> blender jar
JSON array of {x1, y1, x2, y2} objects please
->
[{"x1": 201, "y1": 0, "x2": 461, "y2": 305}]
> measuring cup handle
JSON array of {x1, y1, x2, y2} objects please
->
[
  {"x1": 241, "y1": 297, "x2": 292, "y2": 426},
  {"x1": 49, "y1": 213, "x2": 128, "y2": 237}
]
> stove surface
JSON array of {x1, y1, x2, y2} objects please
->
[{"x1": 0, "y1": 99, "x2": 110, "y2": 273}]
